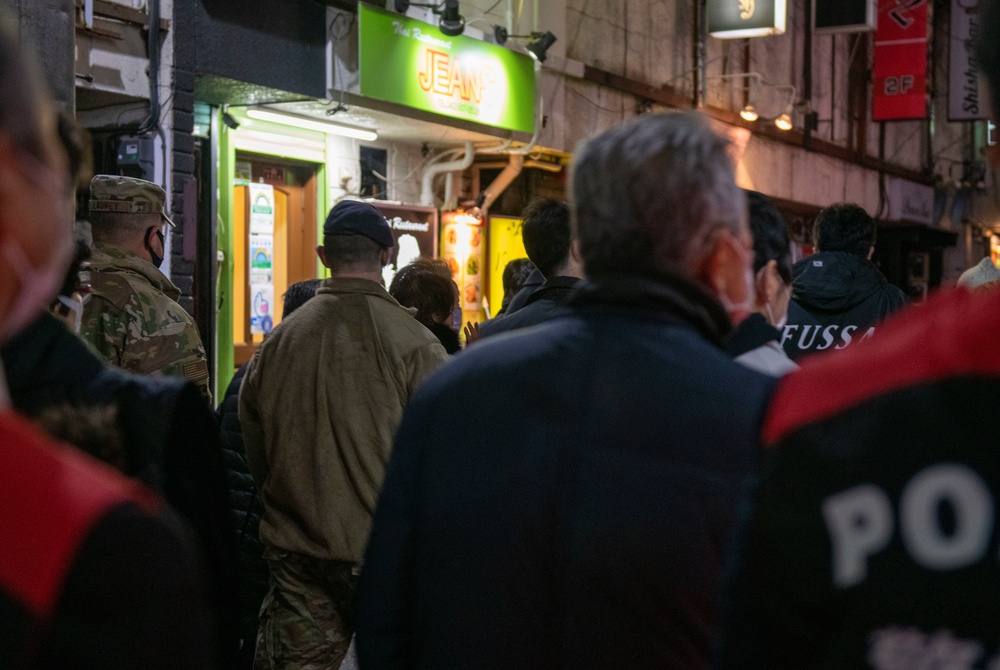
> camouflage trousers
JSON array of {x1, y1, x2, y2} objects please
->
[{"x1": 253, "y1": 551, "x2": 358, "y2": 670}]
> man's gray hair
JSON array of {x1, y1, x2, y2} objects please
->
[{"x1": 571, "y1": 112, "x2": 745, "y2": 279}]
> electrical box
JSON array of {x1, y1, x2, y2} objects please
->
[{"x1": 116, "y1": 136, "x2": 156, "y2": 182}]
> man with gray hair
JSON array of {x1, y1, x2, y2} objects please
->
[
  {"x1": 81, "y1": 175, "x2": 212, "y2": 402},
  {"x1": 355, "y1": 112, "x2": 774, "y2": 669}
]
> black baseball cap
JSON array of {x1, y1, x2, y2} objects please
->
[{"x1": 323, "y1": 200, "x2": 394, "y2": 248}]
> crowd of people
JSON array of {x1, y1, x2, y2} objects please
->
[{"x1": 4, "y1": 1, "x2": 1000, "y2": 668}]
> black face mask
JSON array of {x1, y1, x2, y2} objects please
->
[{"x1": 145, "y1": 227, "x2": 165, "y2": 269}]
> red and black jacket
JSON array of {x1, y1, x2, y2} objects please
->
[
  {"x1": 0, "y1": 413, "x2": 216, "y2": 669},
  {"x1": 719, "y1": 287, "x2": 1000, "y2": 669}
]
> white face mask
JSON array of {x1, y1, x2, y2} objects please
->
[
  {"x1": 765, "y1": 303, "x2": 787, "y2": 330},
  {"x1": 56, "y1": 293, "x2": 84, "y2": 333},
  {"x1": 1, "y1": 149, "x2": 72, "y2": 342}
]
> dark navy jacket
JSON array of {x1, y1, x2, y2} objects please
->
[
  {"x1": 782, "y1": 251, "x2": 906, "y2": 360},
  {"x1": 720, "y1": 287, "x2": 1000, "y2": 669},
  {"x1": 478, "y1": 275, "x2": 581, "y2": 339},
  {"x1": 357, "y1": 274, "x2": 775, "y2": 670}
]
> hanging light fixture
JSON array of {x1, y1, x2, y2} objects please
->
[
  {"x1": 740, "y1": 104, "x2": 759, "y2": 122},
  {"x1": 774, "y1": 107, "x2": 794, "y2": 131}
]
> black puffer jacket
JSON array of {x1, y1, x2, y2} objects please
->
[
  {"x1": 782, "y1": 251, "x2": 906, "y2": 360},
  {"x1": 1, "y1": 313, "x2": 241, "y2": 668},
  {"x1": 215, "y1": 365, "x2": 269, "y2": 656}
]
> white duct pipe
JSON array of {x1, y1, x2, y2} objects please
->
[
  {"x1": 444, "y1": 172, "x2": 455, "y2": 210},
  {"x1": 421, "y1": 141, "x2": 474, "y2": 206},
  {"x1": 479, "y1": 153, "x2": 524, "y2": 212}
]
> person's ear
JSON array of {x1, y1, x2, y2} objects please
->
[
  {"x1": 699, "y1": 229, "x2": 750, "y2": 306},
  {"x1": 316, "y1": 245, "x2": 329, "y2": 269},
  {"x1": 380, "y1": 247, "x2": 393, "y2": 267},
  {"x1": 145, "y1": 225, "x2": 161, "y2": 249}
]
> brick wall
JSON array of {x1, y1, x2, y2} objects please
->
[{"x1": 170, "y1": 0, "x2": 196, "y2": 314}]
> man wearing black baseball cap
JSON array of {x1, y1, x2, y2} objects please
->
[{"x1": 240, "y1": 199, "x2": 448, "y2": 668}]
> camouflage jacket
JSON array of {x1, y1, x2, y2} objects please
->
[{"x1": 81, "y1": 241, "x2": 212, "y2": 404}]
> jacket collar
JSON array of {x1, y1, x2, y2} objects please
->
[
  {"x1": 90, "y1": 241, "x2": 181, "y2": 300},
  {"x1": 0, "y1": 312, "x2": 104, "y2": 400},
  {"x1": 725, "y1": 312, "x2": 780, "y2": 358},
  {"x1": 318, "y1": 276, "x2": 399, "y2": 304},
  {"x1": 569, "y1": 272, "x2": 733, "y2": 346}
]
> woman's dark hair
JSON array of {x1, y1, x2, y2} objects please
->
[
  {"x1": 389, "y1": 263, "x2": 456, "y2": 328},
  {"x1": 500, "y1": 258, "x2": 536, "y2": 312},
  {"x1": 745, "y1": 191, "x2": 792, "y2": 285},
  {"x1": 282, "y1": 279, "x2": 322, "y2": 318}
]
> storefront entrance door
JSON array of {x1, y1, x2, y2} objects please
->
[{"x1": 232, "y1": 159, "x2": 319, "y2": 366}]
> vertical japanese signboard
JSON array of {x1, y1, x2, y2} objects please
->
[
  {"x1": 949, "y1": 0, "x2": 986, "y2": 121},
  {"x1": 873, "y1": 0, "x2": 928, "y2": 121},
  {"x1": 248, "y1": 183, "x2": 275, "y2": 335}
]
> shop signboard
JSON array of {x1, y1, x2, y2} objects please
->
[
  {"x1": 248, "y1": 183, "x2": 275, "y2": 334},
  {"x1": 708, "y1": 0, "x2": 787, "y2": 38},
  {"x1": 873, "y1": 0, "x2": 928, "y2": 121},
  {"x1": 886, "y1": 176, "x2": 934, "y2": 225},
  {"x1": 949, "y1": 0, "x2": 987, "y2": 121},
  {"x1": 370, "y1": 202, "x2": 440, "y2": 288},
  {"x1": 358, "y1": 4, "x2": 536, "y2": 134},
  {"x1": 813, "y1": 0, "x2": 876, "y2": 34}
]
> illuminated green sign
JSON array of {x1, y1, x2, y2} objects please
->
[{"x1": 358, "y1": 4, "x2": 536, "y2": 134}]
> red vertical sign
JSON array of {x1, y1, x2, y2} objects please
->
[{"x1": 873, "y1": 0, "x2": 929, "y2": 121}]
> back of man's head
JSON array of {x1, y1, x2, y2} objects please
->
[
  {"x1": 321, "y1": 201, "x2": 393, "y2": 275},
  {"x1": 813, "y1": 203, "x2": 876, "y2": 257},
  {"x1": 520, "y1": 198, "x2": 571, "y2": 278},
  {"x1": 571, "y1": 112, "x2": 744, "y2": 280},
  {"x1": 746, "y1": 191, "x2": 792, "y2": 284}
]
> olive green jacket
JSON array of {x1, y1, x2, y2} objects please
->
[
  {"x1": 80, "y1": 241, "x2": 212, "y2": 403},
  {"x1": 240, "y1": 277, "x2": 448, "y2": 563}
]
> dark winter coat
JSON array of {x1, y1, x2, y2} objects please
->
[
  {"x1": 478, "y1": 275, "x2": 581, "y2": 339},
  {"x1": 214, "y1": 365, "x2": 269, "y2": 647},
  {"x1": 782, "y1": 251, "x2": 906, "y2": 360},
  {"x1": 0, "y1": 313, "x2": 241, "y2": 669},
  {"x1": 356, "y1": 273, "x2": 775, "y2": 670},
  {"x1": 719, "y1": 287, "x2": 1000, "y2": 668}
]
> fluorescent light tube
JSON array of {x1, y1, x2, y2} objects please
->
[{"x1": 245, "y1": 109, "x2": 378, "y2": 142}]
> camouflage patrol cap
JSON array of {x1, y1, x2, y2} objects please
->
[{"x1": 89, "y1": 175, "x2": 175, "y2": 228}]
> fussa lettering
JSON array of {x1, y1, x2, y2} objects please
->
[
  {"x1": 780, "y1": 324, "x2": 798, "y2": 347},
  {"x1": 816, "y1": 325, "x2": 838, "y2": 351},
  {"x1": 823, "y1": 465, "x2": 995, "y2": 588},
  {"x1": 835, "y1": 325, "x2": 857, "y2": 349},
  {"x1": 797, "y1": 325, "x2": 820, "y2": 349}
]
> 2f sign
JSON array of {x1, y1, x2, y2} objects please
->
[
  {"x1": 885, "y1": 75, "x2": 915, "y2": 95},
  {"x1": 823, "y1": 464, "x2": 995, "y2": 588}
]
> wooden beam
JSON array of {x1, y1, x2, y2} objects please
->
[{"x1": 580, "y1": 63, "x2": 932, "y2": 186}]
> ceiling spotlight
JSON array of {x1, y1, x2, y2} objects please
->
[
  {"x1": 438, "y1": 0, "x2": 465, "y2": 36},
  {"x1": 739, "y1": 104, "x2": 758, "y2": 122},
  {"x1": 395, "y1": 0, "x2": 464, "y2": 36},
  {"x1": 527, "y1": 30, "x2": 557, "y2": 62},
  {"x1": 775, "y1": 110, "x2": 793, "y2": 131}
]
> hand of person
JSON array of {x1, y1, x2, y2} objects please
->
[{"x1": 463, "y1": 321, "x2": 481, "y2": 346}]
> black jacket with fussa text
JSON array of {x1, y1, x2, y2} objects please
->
[{"x1": 781, "y1": 251, "x2": 906, "y2": 360}]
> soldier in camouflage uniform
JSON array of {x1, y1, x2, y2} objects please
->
[{"x1": 81, "y1": 175, "x2": 212, "y2": 403}]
